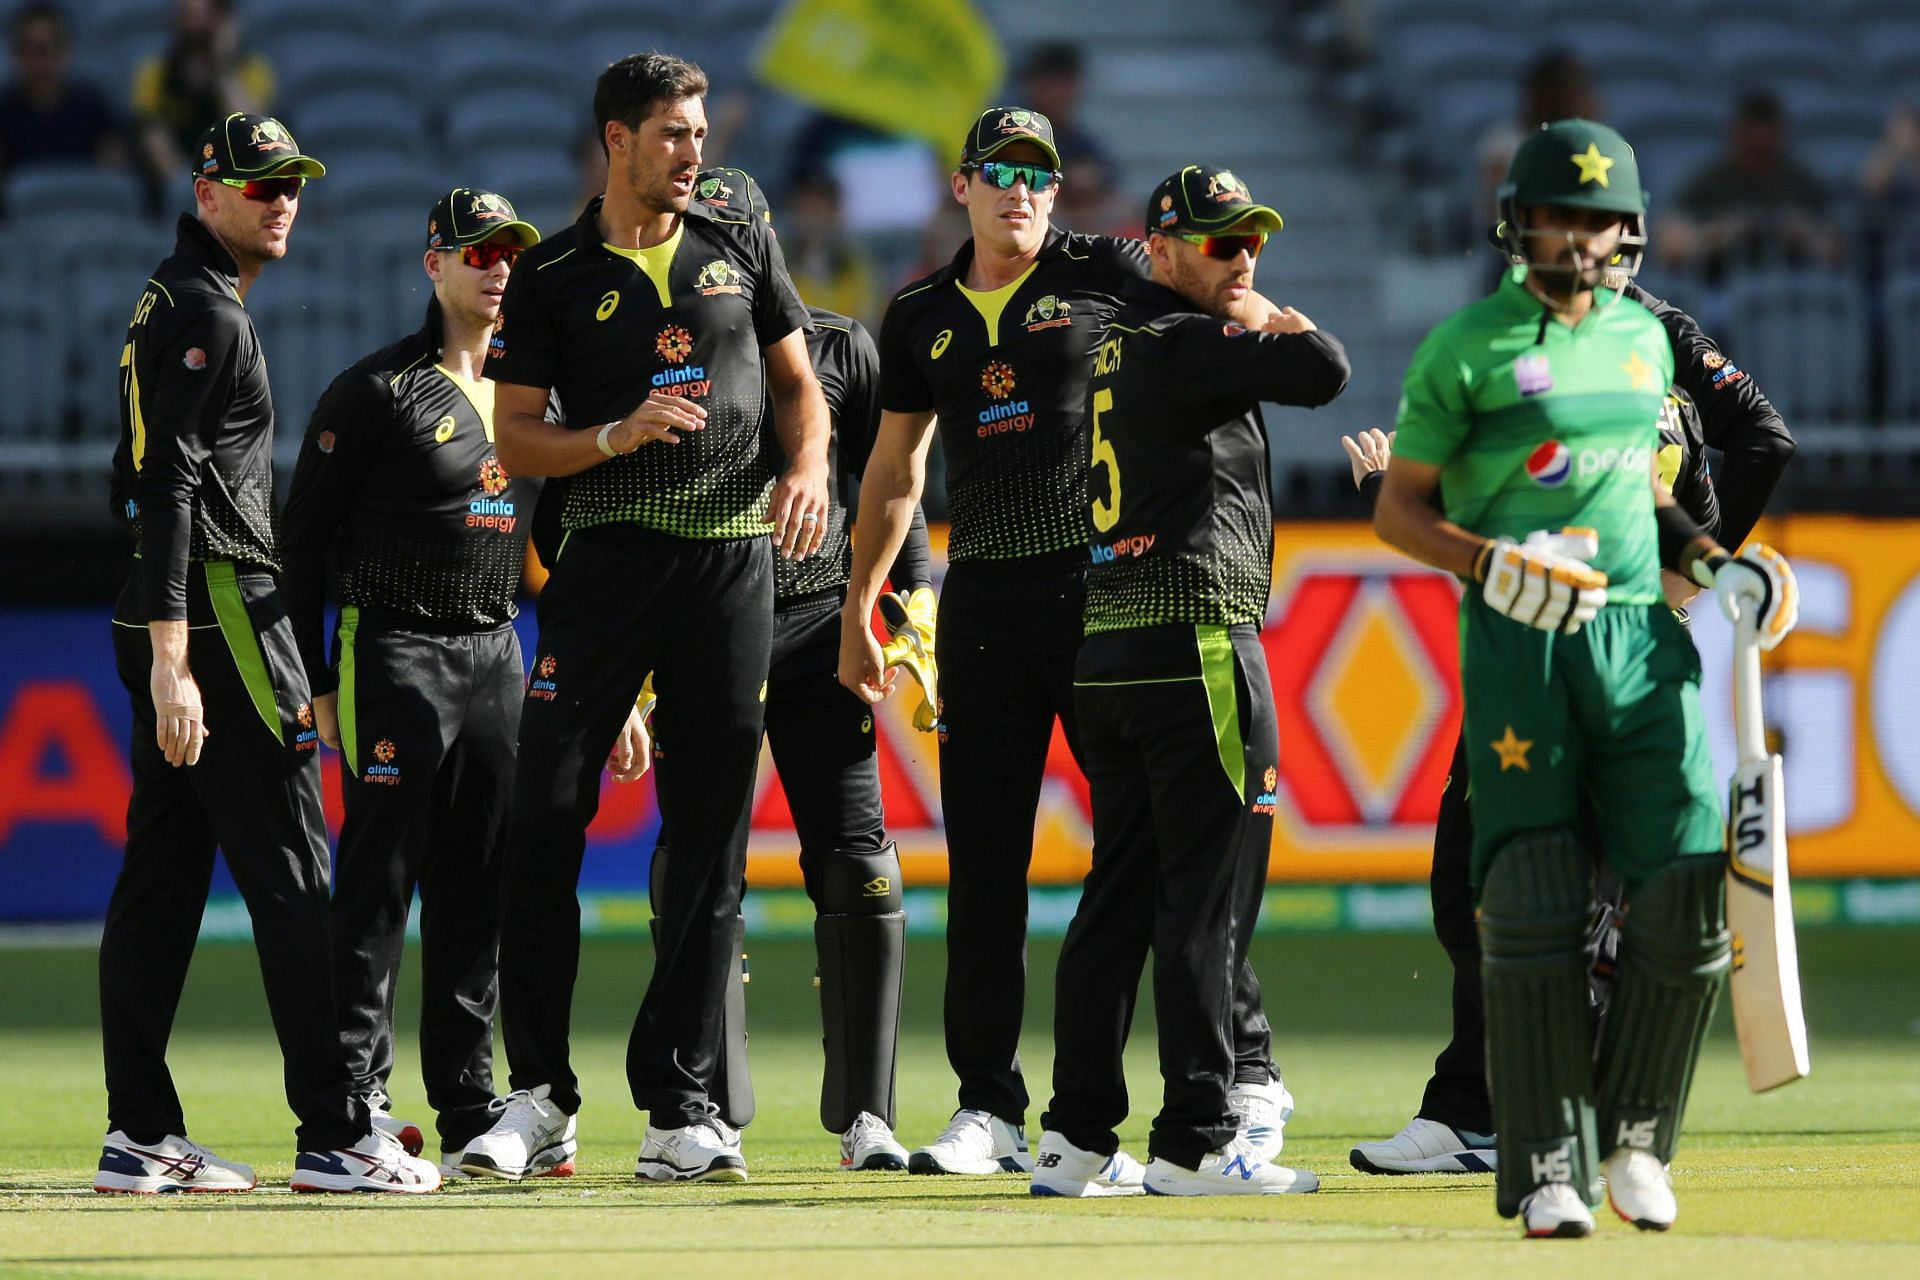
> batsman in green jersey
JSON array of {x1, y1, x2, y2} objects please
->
[{"x1": 1375, "y1": 120, "x2": 1801, "y2": 1239}]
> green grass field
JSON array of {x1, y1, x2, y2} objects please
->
[{"x1": 3, "y1": 926, "x2": 1917, "y2": 1278}]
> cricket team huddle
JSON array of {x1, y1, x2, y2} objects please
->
[{"x1": 100, "y1": 48, "x2": 1804, "y2": 1236}]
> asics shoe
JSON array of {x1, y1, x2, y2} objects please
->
[
  {"x1": 1029, "y1": 1130, "x2": 1146, "y2": 1197},
  {"x1": 908, "y1": 1108, "x2": 1033, "y2": 1175},
  {"x1": 840, "y1": 1112, "x2": 909, "y2": 1171},
  {"x1": 1350, "y1": 1117, "x2": 1497, "y2": 1174},
  {"x1": 363, "y1": 1091, "x2": 424, "y2": 1157},
  {"x1": 94, "y1": 1131, "x2": 255, "y2": 1194},
  {"x1": 456, "y1": 1085, "x2": 577, "y2": 1181},
  {"x1": 291, "y1": 1126, "x2": 440, "y2": 1193},
  {"x1": 636, "y1": 1117, "x2": 748, "y2": 1183}
]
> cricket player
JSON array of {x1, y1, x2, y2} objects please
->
[
  {"x1": 281, "y1": 189, "x2": 546, "y2": 1179},
  {"x1": 1037, "y1": 166, "x2": 1349, "y2": 1198},
  {"x1": 465, "y1": 52, "x2": 829, "y2": 1185},
  {"x1": 100, "y1": 112, "x2": 437, "y2": 1194},
  {"x1": 1373, "y1": 119, "x2": 1799, "y2": 1237},
  {"x1": 1349, "y1": 271, "x2": 1793, "y2": 1175},
  {"x1": 838, "y1": 110, "x2": 1290, "y2": 1173},
  {"x1": 636, "y1": 165, "x2": 932, "y2": 1172}
]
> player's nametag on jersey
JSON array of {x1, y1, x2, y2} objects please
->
[{"x1": 1515, "y1": 352, "x2": 1553, "y2": 397}]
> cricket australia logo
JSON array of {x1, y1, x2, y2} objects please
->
[
  {"x1": 249, "y1": 119, "x2": 294, "y2": 153},
  {"x1": 696, "y1": 175, "x2": 732, "y2": 204},
  {"x1": 1205, "y1": 170, "x2": 1250, "y2": 203},
  {"x1": 366, "y1": 738, "x2": 401, "y2": 785},
  {"x1": 1023, "y1": 294, "x2": 1073, "y2": 332},
  {"x1": 995, "y1": 109, "x2": 1042, "y2": 136},
  {"x1": 467, "y1": 192, "x2": 511, "y2": 222},
  {"x1": 695, "y1": 259, "x2": 743, "y2": 296}
]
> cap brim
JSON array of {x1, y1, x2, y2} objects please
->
[
  {"x1": 1210, "y1": 205, "x2": 1284, "y2": 234},
  {"x1": 970, "y1": 135, "x2": 1062, "y2": 170},
  {"x1": 261, "y1": 155, "x2": 327, "y2": 179},
  {"x1": 453, "y1": 219, "x2": 541, "y2": 248}
]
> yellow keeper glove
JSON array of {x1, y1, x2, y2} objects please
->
[{"x1": 877, "y1": 586, "x2": 938, "y2": 732}]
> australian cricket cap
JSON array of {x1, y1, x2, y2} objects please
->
[
  {"x1": 1146, "y1": 164, "x2": 1284, "y2": 237},
  {"x1": 191, "y1": 112, "x2": 325, "y2": 180},
  {"x1": 425, "y1": 188, "x2": 542, "y2": 250},
  {"x1": 960, "y1": 106, "x2": 1061, "y2": 169},
  {"x1": 694, "y1": 167, "x2": 773, "y2": 223}
]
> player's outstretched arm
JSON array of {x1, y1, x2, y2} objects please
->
[{"x1": 838, "y1": 408, "x2": 935, "y2": 703}]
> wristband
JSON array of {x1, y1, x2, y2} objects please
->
[
  {"x1": 1685, "y1": 543, "x2": 1730, "y2": 590},
  {"x1": 596, "y1": 421, "x2": 621, "y2": 458},
  {"x1": 1470, "y1": 539, "x2": 1496, "y2": 584}
]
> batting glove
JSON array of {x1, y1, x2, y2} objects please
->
[
  {"x1": 877, "y1": 586, "x2": 938, "y2": 732},
  {"x1": 1477, "y1": 527, "x2": 1609, "y2": 635},
  {"x1": 1694, "y1": 542, "x2": 1799, "y2": 649}
]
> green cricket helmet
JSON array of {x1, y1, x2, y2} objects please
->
[{"x1": 1496, "y1": 118, "x2": 1648, "y2": 288}]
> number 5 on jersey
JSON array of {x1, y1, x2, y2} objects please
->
[{"x1": 1091, "y1": 386, "x2": 1121, "y2": 532}]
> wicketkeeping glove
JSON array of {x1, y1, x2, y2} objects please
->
[
  {"x1": 877, "y1": 586, "x2": 938, "y2": 732},
  {"x1": 1478, "y1": 527, "x2": 1610, "y2": 635},
  {"x1": 1694, "y1": 542, "x2": 1798, "y2": 649}
]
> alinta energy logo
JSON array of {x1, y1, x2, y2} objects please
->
[
  {"x1": 1088, "y1": 531, "x2": 1155, "y2": 564},
  {"x1": 470, "y1": 456, "x2": 515, "y2": 532},
  {"x1": 977, "y1": 361, "x2": 1033, "y2": 439},
  {"x1": 1023, "y1": 294, "x2": 1073, "y2": 332},
  {"x1": 653, "y1": 326, "x2": 709, "y2": 399},
  {"x1": 1253, "y1": 765, "x2": 1279, "y2": 816},
  {"x1": 366, "y1": 738, "x2": 401, "y2": 785},
  {"x1": 293, "y1": 702, "x2": 318, "y2": 751},
  {"x1": 529, "y1": 655, "x2": 559, "y2": 701}
]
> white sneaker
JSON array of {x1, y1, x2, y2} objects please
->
[
  {"x1": 1520, "y1": 1182, "x2": 1595, "y2": 1238},
  {"x1": 1030, "y1": 1130, "x2": 1146, "y2": 1198},
  {"x1": 909, "y1": 1109, "x2": 1033, "y2": 1175},
  {"x1": 1349, "y1": 1117, "x2": 1497, "y2": 1175},
  {"x1": 94, "y1": 1131, "x2": 255, "y2": 1194},
  {"x1": 840, "y1": 1112, "x2": 909, "y2": 1171},
  {"x1": 1227, "y1": 1078, "x2": 1295, "y2": 1161},
  {"x1": 456, "y1": 1086, "x2": 577, "y2": 1181},
  {"x1": 436, "y1": 1150, "x2": 475, "y2": 1182},
  {"x1": 636, "y1": 1118, "x2": 748, "y2": 1183},
  {"x1": 1144, "y1": 1134, "x2": 1319, "y2": 1196},
  {"x1": 291, "y1": 1126, "x2": 440, "y2": 1193},
  {"x1": 1604, "y1": 1147, "x2": 1676, "y2": 1231},
  {"x1": 364, "y1": 1092, "x2": 424, "y2": 1157}
]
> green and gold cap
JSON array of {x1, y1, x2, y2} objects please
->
[
  {"x1": 960, "y1": 106, "x2": 1060, "y2": 169},
  {"x1": 1500, "y1": 118, "x2": 1645, "y2": 215},
  {"x1": 1146, "y1": 165, "x2": 1283, "y2": 237},
  {"x1": 426, "y1": 188, "x2": 541, "y2": 250},
  {"x1": 694, "y1": 167, "x2": 772, "y2": 222},
  {"x1": 192, "y1": 112, "x2": 325, "y2": 180}
]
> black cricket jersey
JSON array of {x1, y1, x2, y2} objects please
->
[
  {"x1": 1657, "y1": 384, "x2": 1716, "y2": 540},
  {"x1": 774, "y1": 305, "x2": 881, "y2": 603},
  {"x1": 878, "y1": 227, "x2": 1147, "y2": 563},
  {"x1": 280, "y1": 303, "x2": 545, "y2": 690},
  {"x1": 1083, "y1": 278, "x2": 1350, "y2": 634},
  {"x1": 110, "y1": 214, "x2": 279, "y2": 622},
  {"x1": 487, "y1": 195, "x2": 810, "y2": 540}
]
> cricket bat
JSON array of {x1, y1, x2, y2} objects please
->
[{"x1": 1726, "y1": 606, "x2": 1811, "y2": 1092}]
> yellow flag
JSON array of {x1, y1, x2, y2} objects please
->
[{"x1": 755, "y1": 0, "x2": 1004, "y2": 156}]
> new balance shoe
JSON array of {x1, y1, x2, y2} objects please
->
[
  {"x1": 636, "y1": 1117, "x2": 748, "y2": 1183},
  {"x1": 1349, "y1": 1117, "x2": 1497, "y2": 1174},
  {"x1": 1143, "y1": 1135, "x2": 1319, "y2": 1196},
  {"x1": 93, "y1": 1131, "x2": 255, "y2": 1194},
  {"x1": 909, "y1": 1109, "x2": 1033, "y2": 1175},
  {"x1": 1520, "y1": 1182, "x2": 1595, "y2": 1238},
  {"x1": 291, "y1": 1126, "x2": 440, "y2": 1193},
  {"x1": 456, "y1": 1086, "x2": 577, "y2": 1181},
  {"x1": 363, "y1": 1091, "x2": 424, "y2": 1157},
  {"x1": 1029, "y1": 1130, "x2": 1145, "y2": 1198},
  {"x1": 1227, "y1": 1077, "x2": 1295, "y2": 1161},
  {"x1": 1604, "y1": 1147, "x2": 1677, "y2": 1231},
  {"x1": 840, "y1": 1112, "x2": 909, "y2": 1171}
]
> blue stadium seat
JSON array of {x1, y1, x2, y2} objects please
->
[
  {"x1": 1853, "y1": 18, "x2": 1920, "y2": 89},
  {"x1": 0, "y1": 273, "x2": 65, "y2": 443},
  {"x1": 243, "y1": 243, "x2": 380, "y2": 459},
  {"x1": 1721, "y1": 271, "x2": 1871, "y2": 422},
  {"x1": 1883, "y1": 272, "x2": 1920, "y2": 421},
  {"x1": 273, "y1": 39, "x2": 417, "y2": 101},
  {"x1": 1706, "y1": 22, "x2": 1840, "y2": 85},
  {"x1": 283, "y1": 91, "x2": 428, "y2": 166},
  {"x1": 4, "y1": 165, "x2": 144, "y2": 223},
  {"x1": 444, "y1": 89, "x2": 581, "y2": 154},
  {"x1": 53, "y1": 226, "x2": 176, "y2": 442}
]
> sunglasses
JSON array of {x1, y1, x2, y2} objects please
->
[
  {"x1": 1177, "y1": 232, "x2": 1267, "y2": 261},
  {"x1": 441, "y1": 241, "x2": 523, "y2": 270},
  {"x1": 219, "y1": 176, "x2": 304, "y2": 203},
  {"x1": 966, "y1": 161, "x2": 1061, "y2": 193}
]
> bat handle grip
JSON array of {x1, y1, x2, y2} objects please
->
[{"x1": 1732, "y1": 605, "x2": 1767, "y2": 766}]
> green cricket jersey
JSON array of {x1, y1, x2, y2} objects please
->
[{"x1": 1392, "y1": 268, "x2": 1675, "y2": 605}]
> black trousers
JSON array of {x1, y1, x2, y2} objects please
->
[
  {"x1": 497, "y1": 526, "x2": 772, "y2": 1127},
  {"x1": 768, "y1": 593, "x2": 885, "y2": 863},
  {"x1": 1418, "y1": 735, "x2": 1626, "y2": 1135},
  {"x1": 1047, "y1": 624, "x2": 1279, "y2": 1169},
  {"x1": 101, "y1": 563, "x2": 364, "y2": 1151},
  {"x1": 329, "y1": 611, "x2": 521, "y2": 1149}
]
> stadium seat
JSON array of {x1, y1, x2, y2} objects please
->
[
  {"x1": 52, "y1": 225, "x2": 176, "y2": 444},
  {"x1": 442, "y1": 88, "x2": 580, "y2": 153},
  {"x1": 1706, "y1": 22, "x2": 1840, "y2": 85},
  {"x1": 282, "y1": 93, "x2": 429, "y2": 167},
  {"x1": 1882, "y1": 272, "x2": 1920, "y2": 421},
  {"x1": 1722, "y1": 271, "x2": 1872, "y2": 422},
  {"x1": 272, "y1": 38, "x2": 417, "y2": 101},
  {"x1": 0, "y1": 275, "x2": 66, "y2": 443},
  {"x1": 4, "y1": 165, "x2": 144, "y2": 224}
]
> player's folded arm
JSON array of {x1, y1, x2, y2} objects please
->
[{"x1": 1156, "y1": 314, "x2": 1352, "y2": 411}]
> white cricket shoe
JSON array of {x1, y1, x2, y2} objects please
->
[
  {"x1": 840, "y1": 1112, "x2": 909, "y2": 1171},
  {"x1": 94, "y1": 1131, "x2": 256, "y2": 1194},
  {"x1": 1520, "y1": 1182, "x2": 1595, "y2": 1238},
  {"x1": 909, "y1": 1108, "x2": 1034, "y2": 1175},
  {"x1": 636, "y1": 1117, "x2": 749, "y2": 1182},
  {"x1": 456, "y1": 1085, "x2": 577, "y2": 1181},
  {"x1": 1604, "y1": 1147, "x2": 1677, "y2": 1231},
  {"x1": 1144, "y1": 1134, "x2": 1319, "y2": 1196},
  {"x1": 436, "y1": 1150, "x2": 476, "y2": 1182},
  {"x1": 364, "y1": 1091, "x2": 424, "y2": 1157},
  {"x1": 1349, "y1": 1117, "x2": 1497, "y2": 1175},
  {"x1": 1029, "y1": 1130, "x2": 1146, "y2": 1197},
  {"x1": 1227, "y1": 1077, "x2": 1295, "y2": 1161},
  {"x1": 291, "y1": 1125, "x2": 440, "y2": 1193}
]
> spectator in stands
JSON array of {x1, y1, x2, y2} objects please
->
[
  {"x1": 1473, "y1": 49, "x2": 1600, "y2": 241},
  {"x1": 1663, "y1": 89, "x2": 1840, "y2": 279},
  {"x1": 1862, "y1": 99, "x2": 1920, "y2": 265},
  {"x1": 1018, "y1": 42, "x2": 1114, "y2": 188},
  {"x1": 132, "y1": 0, "x2": 274, "y2": 189},
  {"x1": 779, "y1": 170, "x2": 877, "y2": 324},
  {"x1": 0, "y1": 2, "x2": 124, "y2": 178}
]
